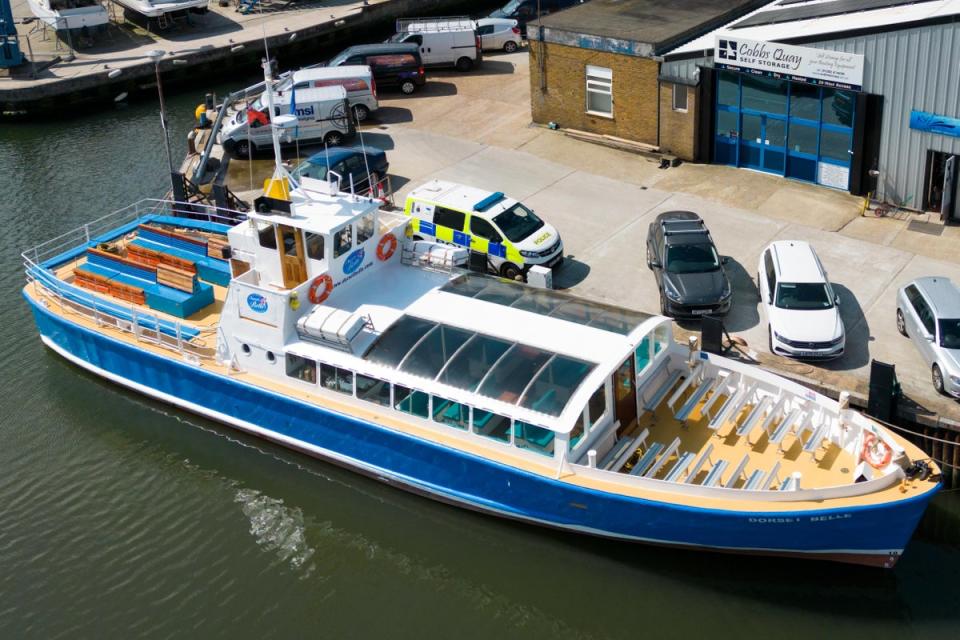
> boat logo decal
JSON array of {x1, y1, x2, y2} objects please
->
[
  {"x1": 247, "y1": 293, "x2": 269, "y2": 313},
  {"x1": 343, "y1": 248, "x2": 365, "y2": 275}
]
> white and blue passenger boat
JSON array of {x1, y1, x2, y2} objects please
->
[{"x1": 20, "y1": 69, "x2": 940, "y2": 569}]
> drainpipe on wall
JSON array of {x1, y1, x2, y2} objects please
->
[{"x1": 538, "y1": 25, "x2": 546, "y2": 93}]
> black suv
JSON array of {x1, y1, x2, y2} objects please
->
[
  {"x1": 646, "y1": 211, "x2": 732, "y2": 318},
  {"x1": 327, "y1": 43, "x2": 426, "y2": 95}
]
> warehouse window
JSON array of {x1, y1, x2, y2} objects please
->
[
  {"x1": 672, "y1": 84, "x2": 688, "y2": 112},
  {"x1": 585, "y1": 65, "x2": 613, "y2": 117}
]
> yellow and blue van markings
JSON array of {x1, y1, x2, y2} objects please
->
[{"x1": 406, "y1": 198, "x2": 518, "y2": 264}]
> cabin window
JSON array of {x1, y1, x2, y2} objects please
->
[
  {"x1": 356, "y1": 213, "x2": 375, "y2": 244},
  {"x1": 356, "y1": 374, "x2": 390, "y2": 406},
  {"x1": 305, "y1": 232, "x2": 325, "y2": 261},
  {"x1": 635, "y1": 336, "x2": 652, "y2": 374},
  {"x1": 514, "y1": 421, "x2": 555, "y2": 457},
  {"x1": 569, "y1": 414, "x2": 585, "y2": 451},
  {"x1": 587, "y1": 385, "x2": 606, "y2": 429},
  {"x1": 257, "y1": 222, "x2": 278, "y2": 249},
  {"x1": 653, "y1": 324, "x2": 670, "y2": 356},
  {"x1": 333, "y1": 224, "x2": 353, "y2": 258},
  {"x1": 286, "y1": 354, "x2": 316, "y2": 383},
  {"x1": 320, "y1": 363, "x2": 353, "y2": 394},
  {"x1": 266, "y1": 351, "x2": 276, "y2": 364},
  {"x1": 432, "y1": 396, "x2": 469, "y2": 430},
  {"x1": 394, "y1": 385, "x2": 429, "y2": 419},
  {"x1": 472, "y1": 409, "x2": 511, "y2": 443}
]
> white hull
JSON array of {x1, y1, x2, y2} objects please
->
[
  {"x1": 110, "y1": 0, "x2": 207, "y2": 18},
  {"x1": 27, "y1": 0, "x2": 109, "y2": 30}
]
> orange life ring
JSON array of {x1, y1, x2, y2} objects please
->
[
  {"x1": 861, "y1": 432, "x2": 893, "y2": 469},
  {"x1": 308, "y1": 274, "x2": 334, "y2": 304},
  {"x1": 377, "y1": 232, "x2": 398, "y2": 261}
]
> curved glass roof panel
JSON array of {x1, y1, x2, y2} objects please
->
[
  {"x1": 441, "y1": 273, "x2": 651, "y2": 336},
  {"x1": 364, "y1": 314, "x2": 599, "y2": 418}
]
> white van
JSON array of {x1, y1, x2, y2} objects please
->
[
  {"x1": 274, "y1": 65, "x2": 379, "y2": 122},
  {"x1": 221, "y1": 86, "x2": 354, "y2": 158},
  {"x1": 388, "y1": 17, "x2": 481, "y2": 71}
]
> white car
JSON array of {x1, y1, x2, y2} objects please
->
[
  {"x1": 757, "y1": 241, "x2": 845, "y2": 360},
  {"x1": 475, "y1": 18, "x2": 521, "y2": 53},
  {"x1": 896, "y1": 277, "x2": 960, "y2": 397}
]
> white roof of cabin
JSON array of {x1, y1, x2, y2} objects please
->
[{"x1": 249, "y1": 192, "x2": 379, "y2": 235}]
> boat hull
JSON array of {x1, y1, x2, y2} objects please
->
[
  {"x1": 26, "y1": 294, "x2": 939, "y2": 568},
  {"x1": 26, "y1": 0, "x2": 109, "y2": 29}
]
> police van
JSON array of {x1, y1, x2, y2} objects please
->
[
  {"x1": 404, "y1": 180, "x2": 563, "y2": 280},
  {"x1": 221, "y1": 85, "x2": 354, "y2": 157}
]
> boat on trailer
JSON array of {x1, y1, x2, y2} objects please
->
[
  {"x1": 20, "y1": 66, "x2": 940, "y2": 570},
  {"x1": 26, "y1": 0, "x2": 109, "y2": 31},
  {"x1": 109, "y1": 0, "x2": 207, "y2": 20}
]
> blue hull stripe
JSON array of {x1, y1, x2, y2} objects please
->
[{"x1": 25, "y1": 294, "x2": 938, "y2": 559}]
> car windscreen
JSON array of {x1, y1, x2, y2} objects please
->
[
  {"x1": 939, "y1": 319, "x2": 960, "y2": 349},
  {"x1": 775, "y1": 282, "x2": 834, "y2": 310},
  {"x1": 499, "y1": 0, "x2": 522, "y2": 13},
  {"x1": 329, "y1": 51, "x2": 349, "y2": 66},
  {"x1": 293, "y1": 159, "x2": 327, "y2": 181},
  {"x1": 665, "y1": 243, "x2": 719, "y2": 274},
  {"x1": 387, "y1": 33, "x2": 407, "y2": 43},
  {"x1": 492, "y1": 203, "x2": 544, "y2": 243}
]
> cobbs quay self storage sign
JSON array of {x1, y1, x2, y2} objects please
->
[{"x1": 714, "y1": 35, "x2": 863, "y2": 91}]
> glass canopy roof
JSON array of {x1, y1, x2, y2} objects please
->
[
  {"x1": 440, "y1": 274, "x2": 651, "y2": 336},
  {"x1": 363, "y1": 315, "x2": 596, "y2": 417}
]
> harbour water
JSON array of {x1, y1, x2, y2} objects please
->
[{"x1": 2, "y1": 91, "x2": 960, "y2": 639}]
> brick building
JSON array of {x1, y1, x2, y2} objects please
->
[{"x1": 528, "y1": 0, "x2": 766, "y2": 160}]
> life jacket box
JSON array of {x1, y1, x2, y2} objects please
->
[
  {"x1": 409, "y1": 240, "x2": 468, "y2": 268},
  {"x1": 297, "y1": 305, "x2": 366, "y2": 345},
  {"x1": 526, "y1": 265, "x2": 552, "y2": 289}
]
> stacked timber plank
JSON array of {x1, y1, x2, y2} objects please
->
[
  {"x1": 74, "y1": 269, "x2": 146, "y2": 305},
  {"x1": 157, "y1": 263, "x2": 198, "y2": 293}
]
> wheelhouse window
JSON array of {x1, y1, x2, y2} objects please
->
[
  {"x1": 587, "y1": 385, "x2": 606, "y2": 429},
  {"x1": 356, "y1": 213, "x2": 375, "y2": 244},
  {"x1": 257, "y1": 222, "x2": 277, "y2": 249},
  {"x1": 672, "y1": 84, "x2": 688, "y2": 112},
  {"x1": 334, "y1": 224, "x2": 353, "y2": 258},
  {"x1": 286, "y1": 353, "x2": 316, "y2": 384},
  {"x1": 585, "y1": 65, "x2": 613, "y2": 117},
  {"x1": 305, "y1": 232, "x2": 325, "y2": 261},
  {"x1": 653, "y1": 324, "x2": 670, "y2": 356},
  {"x1": 356, "y1": 374, "x2": 390, "y2": 406},
  {"x1": 569, "y1": 415, "x2": 584, "y2": 451},
  {"x1": 320, "y1": 363, "x2": 353, "y2": 394},
  {"x1": 432, "y1": 395, "x2": 469, "y2": 430}
]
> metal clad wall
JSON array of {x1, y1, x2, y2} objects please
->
[{"x1": 663, "y1": 21, "x2": 960, "y2": 202}]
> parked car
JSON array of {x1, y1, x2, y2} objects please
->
[
  {"x1": 292, "y1": 146, "x2": 389, "y2": 193},
  {"x1": 388, "y1": 17, "x2": 481, "y2": 71},
  {"x1": 489, "y1": 0, "x2": 585, "y2": 35},
  {"x1": 274, "y1": 65, "x2": 378, "y2": 122},
  {"x1": 757, "y1": 240, "x2": 845, "y2": 359},
  {"x1": 896, "y1": 276, "x2": 960, "y2": 397},
  {"x1": 327, "y1": 43, "x2": 426, "y2": 95},
  {"x1": 404, "y1": 180, "x2": 563, "y2": 280},
  {"x1": 646, "y1": 211, "x2": 731, "y2": 318},
  {"x1": 476, "y1": 18, "x2": 521, "y2": 53},
  {"x1": 221, "y1": 86, "x2": 353, "y2": 157}
]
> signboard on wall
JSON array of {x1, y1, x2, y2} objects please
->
[
  {"x1": 818, "y1": 162, "x2": 850, "y2": 190},
  {"x1": 714, "y1": 35, "x2": 864, "y2": 91},
  {"x1": 909, "y1": 110, "x2": 960, "y2": 138}
]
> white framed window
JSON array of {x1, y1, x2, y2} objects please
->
[
  {"x1": 672, "y1": 83, "x2": 688, "y2": 112},
  {"x1": 585, "y1": 65, "x2": 613, "y2": 117}
]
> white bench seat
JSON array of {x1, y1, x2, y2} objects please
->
[
  {"x1": 737, "y1": 395, "x2": 773, "y2": 438},
  {"x1": 601, "y1": 427, "x2": 650, "y2": 471},
  {"x1": 701, "y1": 372, "x2": 740, "y2": 422},
  {"x1": 629, "y1": 441, "x2": 665, "y2": 476},
  {"x1": 666, "y1": 363, "x2": 703, "y2": 411},
  {"x1": 802, "y1": 421, "x2": 829, "y2": 455},
  {"x1": 643, "y1": 368, "x2": 684, "y2": 412},
  {"x1": 684, "y1": 443, "x2": 714, "y2": 484},
  {"x1": 743, "y1": 469, "x2": 766, "y2": 490},
  {"x1": 709, "y1": 379, "x2": 754, "y2": 431},
  {"x1": 644, "y1": 437, "x2": 682, "y2": 478},
  {"x1": 663, "y1": 451, "x2": 697, "y2": 483},
  {"x1": 770, "y1": 408, "x2": 802, "y2": 445},
  {"x1": 724, "y1": 454, "x2": 750, "y2": 488},
  {"x1": 702, "y1": 459, "x2": 729, "y2": 487},
  {"x1": 675, "y1": 377, "x2": 717, "y2": 422}
]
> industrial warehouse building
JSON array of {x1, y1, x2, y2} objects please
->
[{"x1": 530, "y1": 0, "x2": 960, "y2": 216}]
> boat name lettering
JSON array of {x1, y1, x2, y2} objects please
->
[
  {"x1": 809, "y1": 514, "x2": 852, "y2": 522},
  {"x1": 246, "y1": 293, "x2": 269, "y2": 313},
  {"x1": 748, "y1": 517, "x2": 798, "y2": 524},
  {"x1": 343, "y1": 248, "x2": 365, "y2": 275}
]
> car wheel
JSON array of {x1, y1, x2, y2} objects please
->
[
  {"x1": 455, "y1": 57, "x2": 474, "y2": 72},
  {"x1": 896, "y1": 309, "x2": 907, "y2": 336},
  {"x1": 500, "y1": 262, "x2": 522, "y2": 281},
  {"x1": 400, "y1": 80, "x2": 416, "y2": 95},
  {"x1": 504, "y1": 40, "x2": 518, "y2": 53},
  {"x1": 352, "y1": 104, "x2": 370, "y2": 123},
  {"x1": 234, "y1": 139, "x2": 251, "y2": 157},
  {"x1": 933, "y1": 365, "x2": 946, "y2": 395},
  {"x1": 324, "y1": 131, "x2": 344, "y2": 146}
]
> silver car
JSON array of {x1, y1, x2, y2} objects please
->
[
  {"x1": 896, "y1": 276, "x2": 960, "y2": 397},
  {"x1": 475, "y1": 18, "x2": 521, "y2": 53}
]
